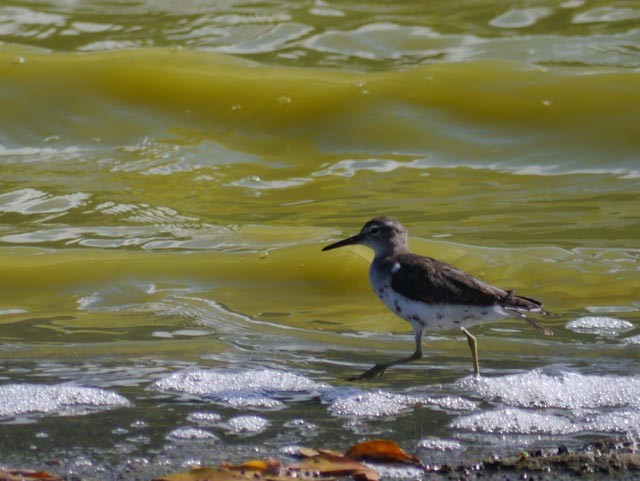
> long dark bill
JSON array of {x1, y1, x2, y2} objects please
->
[{"x1": 321, "y1": 234, "x2": 362, "y2": 251}]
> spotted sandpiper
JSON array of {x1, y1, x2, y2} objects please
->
[{"x1": 322, "y1": 216, "x2": 553, "y2": 380}]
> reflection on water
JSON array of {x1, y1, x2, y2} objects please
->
[
  {"x1": 0, "y1": 0, "x2": 639, "y2": 478},
  {"x1": 1, "y1": 1, "x2": 640, "y2": 68}
]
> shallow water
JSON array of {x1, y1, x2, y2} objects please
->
[{"x1": 0, "y1": 0, "x2": 639, "y2": 479}]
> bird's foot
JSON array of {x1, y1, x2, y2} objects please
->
[{"x1": 346, "y1": 363, "x2": 387, "y2": 381}]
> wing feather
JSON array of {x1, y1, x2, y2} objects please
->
[
  {"x1": 387, "y1": 254, "x2": 551, "y2": 334},
  {"x1": 389, "y1": 254, "x2": 505, "y2": 306}
]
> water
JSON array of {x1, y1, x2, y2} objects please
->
[{"x1": 0, "y1": 0, "x2": 639, "y2": 479}]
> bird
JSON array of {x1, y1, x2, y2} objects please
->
[{"x1": 322, "y1": 216, "x2": 553, "y2": 380}]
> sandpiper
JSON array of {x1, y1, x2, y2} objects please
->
[{"x1": 322, "y1": 216, "x2": 553, "y2": 380}]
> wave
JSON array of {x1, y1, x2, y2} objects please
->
[{"x1": 1, "y1": 47, "x2": 638, "y2": 174}]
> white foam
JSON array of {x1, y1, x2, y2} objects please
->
[
  {"x1": 585, "y1": 409, "x2": 640, "y2": 433},
  {"x1": 186, "y1": 411, "x2": 222, "y2": 424},
  {"x1": 452, "y1": 407, "x2": 574, "y2": 434},
  {"x1": 453, "y1": 406, "x2": 640, "y2": 436},
  {"x1": 151, "y1": 368, "x2": 327, "y2": 409},
  {"x1": 224, "y1": 396, "x2": 284, "y2": 409},
  {"x1": 452, "y1": 368, "x2": 640, "y2": 436},
  {"x1": 417, "y1": 438, "x2": 463, "y2": 451},
  {"x1": 0, "y1": 383, "x2": 131, "y2": 420},
  {"x1": 166, "y1": 427, "x2": 218, "y2": 441},
  {"x1": 457, "y1": 368, "x2": 640, "y2": 410},
  {"x1": 226, "y1": 415, "x2": 268, "y2": 434},
  {"x1": 327, "y1": 390, "x2": 424, "y2": 417},
  {"x1": 566, "y1": 316, "x2": 634, "y2": 335},
  {"x1": 426, "y1": 396, "x2": 478, "y2": 411},
  {"x1": 370, "y1": 465, "x2": 425, "y2": 479}
]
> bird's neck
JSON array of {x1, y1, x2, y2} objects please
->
[{"x1": 373, "y1": 241, "x2": 409, "y2": 260}]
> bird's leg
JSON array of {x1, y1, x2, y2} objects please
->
[
  {"x1": 524, "y1": 317, "x2": 554, "y2": 336},
  {"x1": 347, "y1": 349, "x2": 422, "y2": 381},
  {"x1": 347, "y1": 329, "x2": 423, "y2": 381},
  {"x1": 460, "y1": 327, "x2": 480, "y2": 377}
]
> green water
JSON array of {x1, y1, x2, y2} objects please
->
[{"x1": 0, "y1": 0, "x2": 639, "y2": 479}]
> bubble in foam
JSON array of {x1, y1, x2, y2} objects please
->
[
  {"x1": 167, "y1": 427, "x2": 218, "y2": 441},
  {"x1": 0, "y1": 383, "x2": 131, "y2": 420},
  {"x1": 451, "y1": 407, "x2": 574, "y2": 434},
  {"x1": 151, "y1": 368, "x2": 327, "y2": 409},
  {"x1": 227, "y1": 415, "x2": 268, "y2": 434},
  {"x1": 186, "y1": 411, "x2": 222, "y2": 425},
  {"x1": 457, "y1": 367, "x2": 640, "y2": 410},
  {"x1": 426, "y1": 396, "x2": 478, "y2": 411},
  {"x1": 566, "y1": 316, "x2": 633, "y2": 335},
  {"x1": 418, "y1": 438, "x2": 463, "y2": 451},
  {"x1": 327, "y1": 390, "x2": 424, "y2": 417}
]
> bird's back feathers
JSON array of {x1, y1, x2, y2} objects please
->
[{"x1": 387, "y1": 253, "x2": 546, "y2": 313}]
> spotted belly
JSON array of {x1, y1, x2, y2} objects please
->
[{"x1": 372, "y1": 283, "x2": 508, "y2": 332}]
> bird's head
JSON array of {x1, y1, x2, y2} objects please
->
[{"x1": 322, "y1": 216, "x2": 408, "y2": 258}]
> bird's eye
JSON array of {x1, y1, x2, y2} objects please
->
[{"x1": 369, "y1": 226, "x2": 381, "y2": 235}]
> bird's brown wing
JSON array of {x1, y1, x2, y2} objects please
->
[
  {"x1": 389, "y1": 254, "x2": 552, "y2": 335},
  {"x1": 390, "y1": 254, "x2": 507, "y2": 306}
]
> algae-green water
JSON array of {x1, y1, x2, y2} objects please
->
[{"x1": 0, "y1": 1, "x2": 639, "y2": 479}]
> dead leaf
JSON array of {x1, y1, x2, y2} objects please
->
[
  {"x1": 155, "y1": 466, "x2": 327, "y2": 481},
  {"x1": 352, "y1": 470, "x2": 379, "y2": 481},
  {"x1": 156, "y1": 439, "x2": 422, "y2": 481},
  {"x1": 317, "y1": 448, "x2": 349, "y2": 458},
  {"x1": 153, "y1": 467, "x2": 248, "y2": 481},
  {"x1": 345, "y1": 439, "x2": 423, "y2": 467},
  {"x1": 289, "y1": 452, "x2": 379, "y2": 481},
  {"x1": 221, "y1": 458, "x2": 281, "y2": 474},
  {"x1": 220, "y1": 460, "x2": 268, "y2": 472},
  {"x1": 0, "y1": 470, "x2": 63, "y2": 481},
  {"x1": 296, "y1": 447, "x2": 320, "y2": 458}
]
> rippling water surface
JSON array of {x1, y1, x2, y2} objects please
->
[{"x1": 1, "y1": 0, "x2": 639, "y2": 478}]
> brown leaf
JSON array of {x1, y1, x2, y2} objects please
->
[
  {"x1": 345, "y1": 439, "x2": 423, "y2": 467},
  {"x1": 352, "y1": 469, "x2": 380, "y2": 481},
  {"x1": 0, "y1": 470, "x2": 63, "y2": 481},
  {"x1": 317, "y1": 448, "x2": 349, "y2": 458},
  {"x1": 156, "y1": 466, "x2": 326, "y2": 481},
  {"x1": 153, "y1": 467, "x2": 248, "y2": 481},
  {"x1": 289, "y1": 452, "x2": 379, "y2": 481},
  {"x1": 221, "y1": 458, "x2": 281, "y2": 474},
  {"x1": 221, "y1": 461, "x2": 266, "y2": 471},
  {"x1": 296, "y1": 447, "x2": 320, "y2": 458}
]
